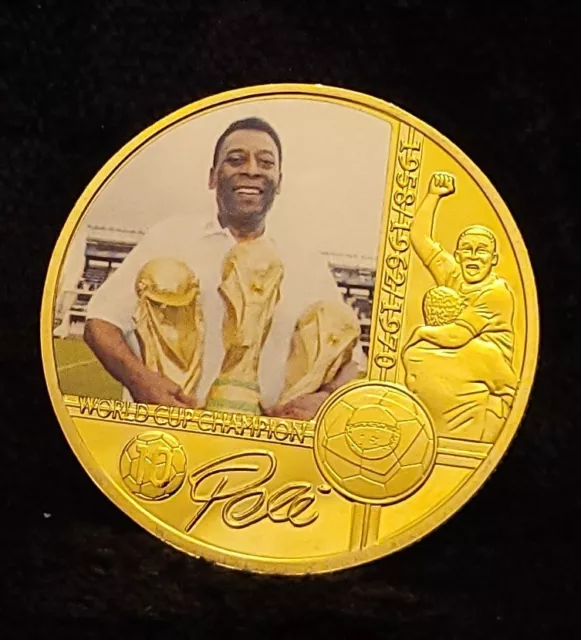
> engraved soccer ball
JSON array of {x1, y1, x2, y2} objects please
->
[
  {"x1": 423, "y1": 286, "x2": 465, "y2": 326},
  {"x1": 120, "y1": 431, "x2": 187, "y2": 501},
  {"x1": 316, "y1": 384, "x2": 436, "y2": 504}
]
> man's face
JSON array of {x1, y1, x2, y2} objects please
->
[
  {"x1": 209, "y1": 129, "x2": 281, "y2": 229},
  {"x1": 454, "y1": 233, "x2": 497, "y2": 284}
]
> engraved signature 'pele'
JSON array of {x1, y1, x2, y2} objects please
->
[{"x1": 185, "y1": 451, "x2": 326, "y2": 532}]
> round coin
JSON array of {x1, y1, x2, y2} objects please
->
[{"x1": 41, "y1": 84, "x2": 539, "y2": 574}]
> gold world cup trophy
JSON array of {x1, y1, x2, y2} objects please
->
[
  {"x1": 205, "y1": 237, "x2": 284, "y2": 414},
  {"x1": 277, "y1": 300, "x2": 361, "y2": 407},
  {"x1": 133, "y1": 258, "x2": 204, "y2": 402}
]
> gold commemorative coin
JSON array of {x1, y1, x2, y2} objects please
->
[{"x1": 41, "y1": 84, "x2": 539, "y2": 574}]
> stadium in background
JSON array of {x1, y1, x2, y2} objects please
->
[{"x1": 54, "y1": 225, "x2": 376, "y2": 356}]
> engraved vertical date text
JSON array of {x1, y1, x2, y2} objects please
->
[{"x1": 374, "y1": 127, "x2": 422, "y2": 372}]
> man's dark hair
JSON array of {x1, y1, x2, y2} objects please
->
[{"x1": 212, "y1": 117, "x2": 282, "y2": 167}]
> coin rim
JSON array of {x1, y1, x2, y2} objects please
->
[{"x1": 40, "y1": 83, "x2": 540, "y2": 575}]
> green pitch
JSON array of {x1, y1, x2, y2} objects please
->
[{"x1": 54, "y1": 337, "x2": 122, "y2": 399}]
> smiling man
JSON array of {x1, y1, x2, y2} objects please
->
[
  {"x1": 406, "y1": 172, "x2": 515, "y2": 361},
  {"x1": 83, "y1": 117, "x2": 362, "y2": 419}
]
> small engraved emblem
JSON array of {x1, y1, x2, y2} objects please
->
[
  {"x1": 345, "y1": 405, "x2": 401, "y2": 460},
  {"x1": 119, "y1": 431, "x2": 186, "y2": 500},
  {"x1": 315, "y1": 382, "x2": 436, "y2": 505}
]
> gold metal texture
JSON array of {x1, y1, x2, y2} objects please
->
[{"x1": 41, "y1": 84, "x2": 539, "y2": 574}]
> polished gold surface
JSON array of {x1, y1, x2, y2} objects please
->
[{"x1": 41, "y1": 84, "x2": 539, "y2": 575}]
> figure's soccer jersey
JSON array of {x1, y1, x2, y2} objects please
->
[{"x1": 425, "y1": 243, "x2": 515, "y2": 361}]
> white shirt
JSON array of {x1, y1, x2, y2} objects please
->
[{"x1": 86, "y1": 213, "x2": 363, "y2": 407}]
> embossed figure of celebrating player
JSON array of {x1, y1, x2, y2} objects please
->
[{"x1": 402, "y1": 172, "x2": 518, "y2": 442}]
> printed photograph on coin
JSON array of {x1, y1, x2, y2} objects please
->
[{"x1": 52, "y1": 100, "x2": 391, "y2": 420}]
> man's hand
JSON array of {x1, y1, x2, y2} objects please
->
[
  {"x1": 84, "y1": 319, "x2": 196, "y2": 408},
  {"x1": 405, "y1": 326, "x2": 426, "y2": 350},
  {"x1": 410, "y1": 171, "x2": 456, "y2": 266},
  {"x1": 264, "y1": 391, "x2": 329, "y2": 421},
  {"x1": 428, "y1": 172, "x2": 456, "y2": 197},
  {"x1": 128, "y1": 368, "x2": 195, "y2": 408},
  {"x1": 406, "y1": 322, "x2": 473, "y2": 350}
]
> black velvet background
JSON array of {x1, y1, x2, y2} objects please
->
[{"x1": 1, "y1": 1, "x2": 579, "y2": 637}]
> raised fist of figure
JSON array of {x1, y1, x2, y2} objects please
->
[{"x1": 428, "y1": 172, "x2": 456, "y2": 197}]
